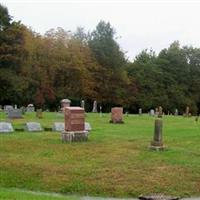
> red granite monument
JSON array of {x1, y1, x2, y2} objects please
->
[
  {"x1": 62, "y1": 107, "x2": 88, "y2": 142},
  {"x1": 110, "y1": 107, "x2": 124, "y2": 123}
]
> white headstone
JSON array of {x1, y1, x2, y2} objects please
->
[
  {"x1": 0, "y1": 122, "x2": 14, "y2": 133},
  {"x1": 52, "y1": 122, "x2": 64, "y2": 132},
  {"x1": 85, "y1": 122, "x2": 92, "y2": 132},
  {"x1": 150, "y1": 109, "x2": 155, "y2": 116},
  {"x1": 26, "y1": 122, "x2": 42, "y2": 132}
]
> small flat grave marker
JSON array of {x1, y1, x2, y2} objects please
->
[
  {"x1": 85, "y1": 122, "x2": 92, "y2": 132},
  {"x1": 0, "y1": 122, "x2": 14, "y2": 133},
  {"x1": 26, "y1": 122, "x2": 42, "y2": 132},
  {"x1": 52, "y1": 122, "x2": 65, "y2": 132}
]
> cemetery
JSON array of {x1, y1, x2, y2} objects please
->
[
  {"x1": 0, "y1": 109, "x2": 200, "y2": 199},
  {"x1": 1, "y1": 2, "x2": 200, "y2": 200}
]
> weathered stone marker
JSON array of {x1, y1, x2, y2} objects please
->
[
  {"x1": 185, "y1": 106, "x2": 190, "y2": 117},
  {"x1": 0, "y1": 122, "x2": 14, "y2": 133},
  {"x1": 81, "y1": 100, "x2": 85, "y2": 110},
  {"x1": 60, "y1": 99, "x2": 71, "y2": 112},
  {"x1": 26, "y1": 104, "x2": 35, "y2": 112},
  {"x1": 110, "y1": 107, "x2": 124, "y2": 123},
  {"x1": 62, "y1": 107, "x2": 88, "y2": 142},
  {"x1": 92, "y1": 100, "x2": 97, "y2": 113},
  {"x1": 53, "y1": 122, "x2": 65, "y2": 132},
  {"x1": 139, "y1": 108, "x2": 142, "y2": 116},
  {"x1": 26, "y1": 122, "x2": 42, "y2": 132},
  {"x1": 150, "y1": 118, "x2": 165, "y2": 150},
  {"x1": 8, "y1": 109, "x2": 23, "y2": 119},
  {"x1": 158, "y1": 106, "x2": 163, "y2": 118},
  {"x1": 36, "y1": 109, "x2": 43, "y2": 119},
  {"x1": 139, "y1": 194, "x2": 179, "y2": 200}
]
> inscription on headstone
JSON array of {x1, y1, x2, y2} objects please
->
[
  {"x1": 26, "y1": 122, "x2": 42, "y2": 132},
  {"x1": 0, "y1": 122, "x2": 14, "y2": 133}
]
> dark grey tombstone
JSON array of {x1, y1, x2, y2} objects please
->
[
  {"x1": 26, "y1": 122, "x2": 42, "y2": 132},
  {"x1": 150, "y1": 118, "x2": 165, "y2": 151},
  {"x1": 92, "y1": 100, "x2": 97, "y2": 112},
  {"x1": 85, "y1": 122, "x2": 92, "y2": 132},
  {"x1": 8, "y1": 109, "x2": 23, "y2": 119},
  {"x1": 52, "y1": 122, "x2": 65, "y2": 132},
  {"x1": 0, "y1": 122, "x2": 14, "y2": 133}
]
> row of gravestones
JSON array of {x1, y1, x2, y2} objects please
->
[{"x1": 0, "y1": 122, "x2": 91, "y2": 133}]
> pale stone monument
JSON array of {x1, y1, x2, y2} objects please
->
[
  {"x1": 26, "y1": 104, "x2": 35, "y2": 112},
  {"x1": 139, "y1": 108, "x2": 142, "y2": 116},
  {"x1": 81, "y1": 100, "x2": 85, "y2": 110},
  {"x1": 60, "y1": 99, "x2": 71, "y2": 112},
  {"x1": 52, "y1": 122, "x2": 65, "y2": 132},
  {"x1": 92, "y1": 100, "x2": 97, "y2": 112}
]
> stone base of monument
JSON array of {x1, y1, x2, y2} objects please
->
[
  {"x1": 109, "y1": 120, "x2": 124, "y2": 124},
  {"x1": 61, "y1": 131, "x2": 88, "y2": 142},
  {"x1": 150, "y1": 141, "x2": 165, "y2": 151}
]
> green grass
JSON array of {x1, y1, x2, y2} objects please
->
[{"x1": 0, "y1": 112, "x2": 200, "y2": 198}]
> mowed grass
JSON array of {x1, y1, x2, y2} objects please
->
[{"x1": 0, "y1": 112, "x2": 200, "y2": 198}]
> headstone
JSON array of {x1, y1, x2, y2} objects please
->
[
  {"x1": 65, "y1": 107, "x2": 85, "y2": 131},
  {"x1": 14, "y1": 104, "x2": 17, "y2": 109},
  {"x1": 92, "y1": 100, "x2": 97, "y2": 112},
  {"x1": 185, "y1": 106, "x2": 190, "y2": 117},
  {"x1": 174, "y1": 108, "x2": 178, "y2": 116},
  {"x1": 26, "y1": 122, "x2": 42, "y2": 132},
  {"x1": 158, "y1": 106, "x2": 163, "y2": 118},
  {"x1": 155, "y1": 107, "x2": 159, "y2": 116},
  {"x1": 20, "y1": 106, "x2": 26, "y2": 114},
  {"x1": 36, "y1": 109, "x2": 43, "y2": 119},
  {"x1": 7, "y1": 109, "x2": 22, "y2": 119},
  {"x1": 52, "y1": 122, "x2": 65, "y2": 132},
  {"x1": 99, "y1": 105, "x2": 102, "y2": 117},
  {"x1": 4, "y1": 105, "x2": 14, "y2": 113},
  {"x1": 150, "y1": 118, "x2": 165, "y2": 150},
  {"x1": 62, "y1": 107, "x2": 88, "y2": 142},
  {"x1": 139, "y1": 108, "x2": 142, "y2": 116},
  {"x1": 149, "y1": 109, "x2": 155, "y2": 116},
  {"x1": 110, "y1": 107, "x2": 124, "y2": 123},
  {"x1": 81, "y1": 100, "x2": 85, "y2": 110},
  {"x1": 26, "y1": 104, "x2": 35, "y2": 112},
  {"x1": 60, "y1": 99, "x2": 71, "y2": 112},
  {"x1": 85, "y1": 122, "x2": 92, "y2": 132},
  {"x1": 0, "y1": 122, "x2": 14, "y2": 133},
  {"x1": 139, "y1": 194, "x2": 179, "y2": 200}
]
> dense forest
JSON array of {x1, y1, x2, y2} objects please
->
[{"x1": 0, "y1": 4, "x2": 200, "y2": 114}]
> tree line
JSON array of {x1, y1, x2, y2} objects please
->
[{"x1": 0, "y1": 4, "x2": 200, "y2": 114}]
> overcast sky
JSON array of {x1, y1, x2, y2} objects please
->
[{"x1": 2, "y1": 0, "x2": 200, "y2": 60}]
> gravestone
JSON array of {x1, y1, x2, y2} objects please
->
[
  {"x1": 110, "y1": 107, "x2": 124, "y2": 123},
  {"x1": 4, "y1": 105, "x2": 14, "y2": 113},
  {"x1": 81, "y1": 100, "x2": 85, "y2": 110},
  {"x1": 139, "y1": 108, "x2": 142, "y2": 116},
  {"x1": 99, "y1": 106, "x2": 102, "y2": 117},
  {"x1": 60, "y1": 99, "x2": 71, "y2": 112},
  {"x1": 85, "y1": 122, "x2": 92, "y2": 132},
  {"x1": 20, "y1": 106, "x2": 26, "y2": 114},
  {"x1": 26, "y1": 122, "x2": 42, "y2": 132},
  {"x1": 36, "y1": 109, "x2": 43, "y2": 119},
  {"x1": 150, "y1": 118, "x2": 165, "y2": 150},
  {"x1": 92, "y1": 100, "x2": 97, "y2": 112},
  {"x1": 174, "y1": 108, "x2": 178, "y2": 116},
  {"x1": 185, "y1": 106, "x2": 190, "y2": 117},
  {"x1": 62, "y1": 107, "x2": 88, "y2": 142},
  {"x1": 158, "y1": 106, "x2": 163, "y2": 118},
  {"x1": 0, "y1": 122, "x2": 14, "y2": 133},
  {"x1": 149, "y1": 109, "x2": 155, "y2": 116},
  {"x1": 52, "y1": 122, "x2": 65, "y2": 132},
  {"x1": 8, "y1": 109, "x2": 23, "y2": 119},
  {"x1": 26, "y1": 104, "x2": 35, "y2": 112}
]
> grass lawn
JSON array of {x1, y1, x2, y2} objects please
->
[{"x1": 0, "y1": 112, "x2": 200, "y2": 198}]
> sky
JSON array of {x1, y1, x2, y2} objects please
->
[{"x1": 2, "y1": 0, "x2": 200, "y2": 60}]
